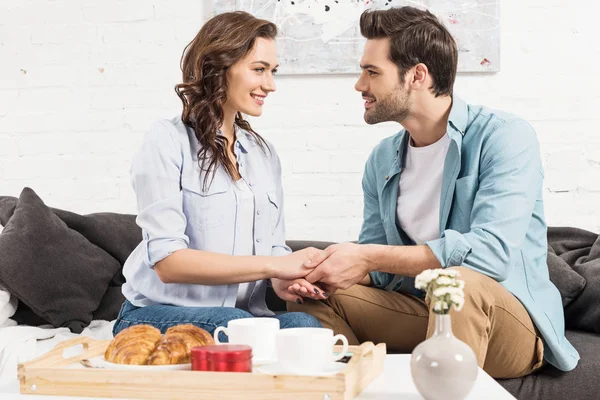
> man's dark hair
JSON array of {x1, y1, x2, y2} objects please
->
[{"x1": 360, "y1": 6, "x2": 458, "y2": 97}]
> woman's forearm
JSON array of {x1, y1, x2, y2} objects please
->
[
  {"x1": 154, "y1": 248, "x2": 280, "y2": 285},
  {"x1": 359, "y1": 274, "x2": 372, "y2": 286}
]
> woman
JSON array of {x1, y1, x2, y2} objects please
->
[{"x1": 114, "y1": 12, "x2": 326, "y2": 337}]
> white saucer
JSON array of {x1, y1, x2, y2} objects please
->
[
  {"x1": 256, "y1": 361, "x2": 346, "y2": 377},
  {"x1": 252, "y1": 357, "x2": 277, "y2": 366},
  {"x1": 86, "y1": 356, "x2": 191, "y2": 371}
]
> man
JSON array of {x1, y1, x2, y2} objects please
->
[{"x1": 289, "y1": 6, "x2": 578, "y2": 378}]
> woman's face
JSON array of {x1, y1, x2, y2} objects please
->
[{"x1": 224, "y1": 37, "x2": 278, "y2": 117}]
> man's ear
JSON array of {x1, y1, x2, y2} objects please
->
[{"x1": 412, "y1": 63, "x2": 429, "y2": 87}]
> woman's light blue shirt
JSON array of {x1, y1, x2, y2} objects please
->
[{"x1": 121, "y1": 116, "x2": 290, "y2": 316}]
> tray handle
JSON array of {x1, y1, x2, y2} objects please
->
[
  {"x1": 21, "y1": 336, "x2": 110, "y2": 368},
  {"x1": 347, "y1": 341, "x2": 376, "y2": 366}
]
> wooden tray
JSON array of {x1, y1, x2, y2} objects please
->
[{"x1": 18, "y1": 336, "x2": 386, "y2": 399}]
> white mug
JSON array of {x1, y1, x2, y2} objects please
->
[
  {"x1": 276, "y1": 328, "x2": 349, "y2": 375},
  {"x1": 213, "y1": 318, "x2": 280, "y2": 363}
]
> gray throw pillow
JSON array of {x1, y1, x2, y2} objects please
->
[
  {"x1": 0, "y1": 188, "x2": 121, "y2": 333},
  {"x1": 548, "y1": 226, "x2": 600, "y2": 333},
  {"x1": 547, "y1": 248, "x2": 587, "y2": 308}
]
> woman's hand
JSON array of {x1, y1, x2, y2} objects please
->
[
  {"x1": 271, "y1": 278, "x2": 327, "y2": 304},
  {"x1": 271, "y1": 247, "x2": 328, "y2": 280}
]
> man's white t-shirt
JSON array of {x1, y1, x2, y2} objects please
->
[{"x1": 396, "y1": 133, "x2": 452, "y2": 244}]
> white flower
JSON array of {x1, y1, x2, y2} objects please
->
[
  {"x1": 415, "y1": 268, "x2": 466, "y2": 315},
  {"x1": 451, "y1": 294, "x2": 465, "y2": 312},
  {"x1": 436, "y1": 276, "x2": 454, "y2": 285},
  {"x1": 433, "y1": 301, "x2": 444, "y2": 312},
  {"x1": 432, "y1": 286, "x2": 464, "y2": 298},
  {"x1": 415, "y1": 275, "x2": 428, "y2": 290},
  {"x1": 438, "y1": 269, "x2": 460, "y2": 278}
]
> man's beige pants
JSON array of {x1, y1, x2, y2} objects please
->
[{"x1": 288, "y1": 267, "x2": 545, "y2": 379}]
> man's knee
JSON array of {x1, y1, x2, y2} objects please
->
[
  {"x1": 431, "y1": 267, "x2": 494, "y2": 310},
  {"x1": 449, "y1": 266, "x2": 484, "y2": 283},
  {"x1": 449, "y1": 267, "x2": 495, "y2": 292}
]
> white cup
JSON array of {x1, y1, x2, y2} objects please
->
[
  {"x1": 276, "y1": 328, "x2": 349, "y2": 375},
  {"x1": 213, "y1": 318, "x2": 280, "y2": 363}
]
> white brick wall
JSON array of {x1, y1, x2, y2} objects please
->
[{"x1": 1, "y1": 0, "x2": 599, "y2": 241}]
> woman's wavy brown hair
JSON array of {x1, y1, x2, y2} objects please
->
[{"x1": 175, "y1": 11, "x2": 277, "y2": 189}]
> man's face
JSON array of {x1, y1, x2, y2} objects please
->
[{"x1": 354, "y1": 38, "x2": 412, "y2": 124}]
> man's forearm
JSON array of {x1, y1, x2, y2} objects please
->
[{"x1": 365, "y1": 244, "x2": 442, "y2": 277}]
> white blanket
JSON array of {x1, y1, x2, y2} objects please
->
[
  {"x1": 0, "y1": 320, "x2": 115, "y2": 394},
  {"x1": 0, "y1": 285, "x2": 18, "y2": 327}
]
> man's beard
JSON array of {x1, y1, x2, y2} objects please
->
[{"x1": 364, "y1": 86, "x2": 411, "y2": 125}]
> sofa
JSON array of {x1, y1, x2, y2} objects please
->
[{"x1": 1, "y1": 188, "x2": 599, "y2": 399}]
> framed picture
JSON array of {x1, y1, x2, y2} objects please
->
[{"x1": 213, "y1": 0, "x2": 500, "y2": 74}]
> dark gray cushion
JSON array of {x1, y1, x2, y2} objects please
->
[
  {"x1": 498, "y1": 330, "x2": 600, "y2": 400},
  {"x1": 548, "y1": 227, "x2": 600, "y2": 333},
  {"x1": 51, "y1": 211, "x2": 140, "y2": 268},
  {"x1": 547, "y1": 248, "x2": 586, "y2": 307},
  {"x1": 0, "y1": 196, "x2": 17, "y2": 222},
  {"x1": 45, "y1": 210, "x2": 140, "y2": 321},
  {"x1": 0, "y1": 188, "x2": 122, "y2": 333},
  {"x1": 0, "y1": 191, "x2": 143, "y2": 327}
]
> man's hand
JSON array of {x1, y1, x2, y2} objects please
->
[
  {"x1": 304, "y1": 243, "x2": 374, "y2": 290},
  {"x1": 271, "y1": 278, "x2": 328, "y2": 304}
]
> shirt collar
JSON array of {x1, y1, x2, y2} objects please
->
[
  {"x1": 447, "y1": 94, "x2": 468, "y2": 136},
  {"x1": 234, "y1": 125, "x2": 255, "y2": 154},
  {"x1": 218, "y1": 125, "x2": 256, "y2": 154},
  {"x1": 395, "y1": 94, "x2": 467, "y2": 169}
]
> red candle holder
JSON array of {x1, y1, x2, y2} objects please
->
[{"x1": 191, "y1": 345, "x2": 252, "y2": 373}]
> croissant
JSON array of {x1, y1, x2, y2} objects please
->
[
  {"x1": 147, "y1": 334, "x2": 190, "y2": 365},
  {"x1": 148, "y1": 325, "x2": 215, "y2": 365},
  {"x1": 104, "y1": 323, "x2": 214, "y2": 365},
  {"x1": 104, "y1": 324, "x2": 162, "y2": 365},
  {"x1": 165, "y1": 324, "x2": 215, "y2": 347}
]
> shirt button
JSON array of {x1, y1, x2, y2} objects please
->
[
  {"x1": 255, "y1": 238, "x2": 262, "y2": 243},
  {"x1": 257, "y1": 210, "x2": 261, "y2": 216}
]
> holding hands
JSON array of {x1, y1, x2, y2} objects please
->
[
  {"x1": 272, "y1": 243, "x2": 373, "y2": 303},
  {"x1": 305, "y1": 243, "x2": 373, "y2": 290},
  {"x1": 271, "y1": 247, "x2": 328, "y2": 304}
]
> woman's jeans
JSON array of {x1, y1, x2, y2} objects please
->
[{"x1": 113, "y1": 300, "x2": 322, "y2": 341}]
